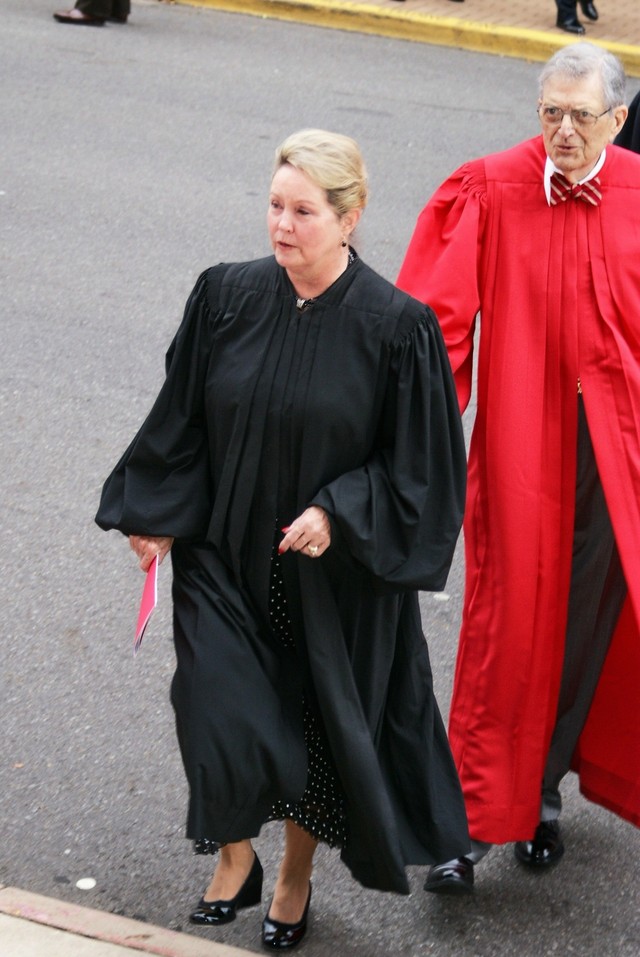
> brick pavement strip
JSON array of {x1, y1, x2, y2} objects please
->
[
  {"x1": 170, "y1": 0, "x2": 640, "y2": 76},
  {"x1": 0, "y1": 886, "x2": 254, "y2": 957}
]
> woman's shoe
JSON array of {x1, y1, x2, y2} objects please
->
[
  {"x1": 262, "y1": 883, "x2": 311, "y2": 950},
  {"x1": 190, "y1": 853, "x2": 263, "y2": 925}
]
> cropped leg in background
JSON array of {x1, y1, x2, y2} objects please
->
[{"x1": 53, "y1": 0, "x2": 130, "y2": 25}]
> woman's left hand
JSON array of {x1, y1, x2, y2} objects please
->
[{"x1": 279, "y1": 506, "x2": 331, "y2": 558}]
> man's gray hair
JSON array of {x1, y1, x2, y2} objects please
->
[{"x1": 538, "y1": 42, "x2": 626, "y2": 109}]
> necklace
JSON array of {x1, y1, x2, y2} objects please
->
[
  {"x1": 296, "y1": 296, "x2": 315, "y2": 311},
  {"x1": 294, "y1": 249, "x2": 356, "y2": 312}
]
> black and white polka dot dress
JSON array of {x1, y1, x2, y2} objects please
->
[
  {"x1": 193, "y1": 536, "x2": 347, "y2": 857},
  {"x1": 266, "y1": 539, "x2": 347, "y2": 849}
]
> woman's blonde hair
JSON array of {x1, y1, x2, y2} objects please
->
[{"x1": 273, "y1": 129, "x2": 368, "y2": 217}]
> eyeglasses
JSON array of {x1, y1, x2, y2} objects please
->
[{"x1": 537, "y1": 106, "x2": 612, "y2": 129}]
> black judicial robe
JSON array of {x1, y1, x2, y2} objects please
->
[{"x1": 96, "y1": 255, "x2": 469, "y2": 893}]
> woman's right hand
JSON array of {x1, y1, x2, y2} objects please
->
[{"x1": 129, "y1": 535, "x2": 174, "y2": 572}]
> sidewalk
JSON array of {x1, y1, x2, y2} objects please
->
[
  {"x1": 175, "y1": 0, "x2": 640, "y2": 76},
  {"x1": 0, "y1": 886, "x2": 254, "y2": 957}
]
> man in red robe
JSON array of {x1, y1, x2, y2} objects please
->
[{"x1": 397, "y1": 42, "x2": 640, "y2": 893}]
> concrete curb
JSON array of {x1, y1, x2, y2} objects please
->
[
  {"x1": 172, "y1": 0, "x2": 640, "y2": 77},
  {"x1": 0, "y1": 886, "x2": 254, "y2": 957}
]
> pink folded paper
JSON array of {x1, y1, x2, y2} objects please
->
[{"x1": 134, "y1": 554, "x2": 158, "y2": 655}]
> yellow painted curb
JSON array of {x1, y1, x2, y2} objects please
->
[{"x1": 172, "y1": 0, "x2": 640, "y2": 77}]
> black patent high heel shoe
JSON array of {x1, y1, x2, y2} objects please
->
[
  {"x1": 262, "y1": 882, "x2": 311, "y2": 950},
  {"x1": 190, "y1": 852, "x2": 263, "y2": 925}
]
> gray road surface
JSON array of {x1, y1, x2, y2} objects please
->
[{"x1": 1, "y1": 2, "x2": 639, "y2": 955}]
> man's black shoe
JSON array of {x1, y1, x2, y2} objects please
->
[
  {"x1": 514, "y1": 820, "x2": 564, "y2": 868},
  {"x1": 556, "y1": 16, "x2": 585, "y2": 34},
  {"x1": 424, "y1": 857, "x2": 474, "y2": 895},
  {"x1": 579, "y1": 1, "x2": 598, "y2": 20}
]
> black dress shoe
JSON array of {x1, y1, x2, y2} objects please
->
[
  {"x1": 53, "y1": 9, "x2": 105, "y2": 24},
  {"x1": 424, "y1": 856, "x2": 474, "y2": 895},
  {"x1": 190, "y1": 853, "x2": 263, "y2": 925},
  {"x1": 579, "y1": 1, "x2": 598, "y2": 20},
  {"x1": 556, "y1": 16, "x2": 585, "y2": 34},
  {"x1": 514, "y1": 820, "x2": 564, "y2": 868},
  {"x1": 262, "y1": 883, "x2": 311, "y2": 950}
]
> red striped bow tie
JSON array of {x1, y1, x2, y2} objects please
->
[{"x1": 549, "y1": 171, "x2": 602, "y2": 207}]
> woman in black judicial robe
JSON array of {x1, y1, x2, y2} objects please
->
[{"x1": 96, "y1": 129, "x2": 470, "y2": 949}]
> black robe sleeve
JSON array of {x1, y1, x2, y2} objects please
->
[
  {"x1": 95, "y1": 268, "x2": 224, "y2": 539},
  {"x1": 311, "y1": 307, "x2": 466, "y2": 592},
  {"x1": 615, "y1": 91, "x2": 640, "y2": 152}
]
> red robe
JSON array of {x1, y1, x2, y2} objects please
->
[{"x1": 397, "y1": 136, "x2": 640, "y2": 843}]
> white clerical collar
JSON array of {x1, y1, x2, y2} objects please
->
[{"x1": 543, "y1": 150, "x2": 607, "y2": 205}]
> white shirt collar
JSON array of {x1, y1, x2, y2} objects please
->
[{"x1": 543, "y1": 150, "x2": 607, "y2": 205}]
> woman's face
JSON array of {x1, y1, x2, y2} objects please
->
[{"x1": 268, "y1": 164, "x2": 356, "y2": 288}]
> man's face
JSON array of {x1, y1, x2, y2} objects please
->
[{"x1": 539, "y1": 71, "x2": 627, "y2": 182}]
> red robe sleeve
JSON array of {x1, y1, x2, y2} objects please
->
[{"x1": 396, "y1": 163, "x2": 486, "y2": 414}]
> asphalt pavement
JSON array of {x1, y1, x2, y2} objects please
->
[
  {"x1": 179, "y1": 0, "x2": 640, "y2": 75},
  {"x1": 2, "y1": 1, "x2": 639, "y2": 956}
]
